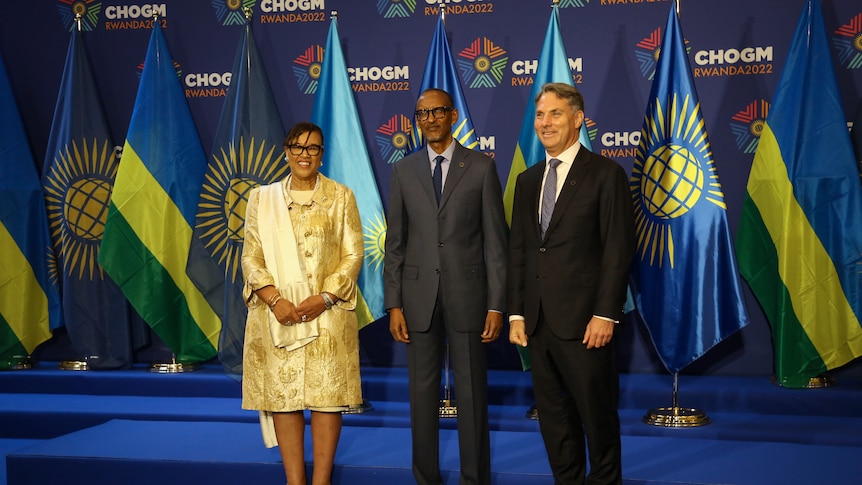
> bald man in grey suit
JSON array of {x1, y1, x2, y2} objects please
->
[{"x1": 384, "y1": 88, "x2": 508, "y2": 485}]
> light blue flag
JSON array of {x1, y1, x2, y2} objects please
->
[
  {"x1": 629, "y1": 1, "x2": 749, "y2": 374},
  {"x1": 0, "y1": 53, "x2": 61, "y2": 368},
  {"x1": 188, "y1": 18, "x2": 288, "y2": 378},
  {"x1": 502, "y1": 4, "x2": 602, "y2": 370},
  {"x1": 311, "y1": 16, "x2": 386, "y2": 328},
  {"x1": 409, "y1": 13, "x2": 478, "y2": 152},
  {"x1": 42, "y1": 24, "x2": 143, "y2": 370},
  {"x1": 100, "y1": 21, "x2": 220, "y2": 363}
]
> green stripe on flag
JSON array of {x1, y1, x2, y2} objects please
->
[{"x1": 0, "y1": 223, "x2": 51, "y2": 354}]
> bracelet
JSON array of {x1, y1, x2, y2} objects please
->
[
  {"x1": 267, "y1": 293, "x2": 281, "y2": 309},
  {"x1": 321, "y1": 292, "x2": 334, "y2": 310}
]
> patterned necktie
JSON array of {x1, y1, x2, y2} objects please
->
[
  {"x1": 540, "y1": 158, "x2": 561, "y2": 237},
  {"x1": 432, "y1": 155, "x2": 444, "y2": 204}
]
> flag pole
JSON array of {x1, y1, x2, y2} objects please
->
[{"x1": 643, "y1": 372, "x2": 710, "y2": 427}]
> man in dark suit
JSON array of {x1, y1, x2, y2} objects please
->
[
  {"x1": 508, "y1": 82, "x2": 635, "y2": 485},
  {"x1": 384, "y1": 88, "x2": 508, "y2": 485}
]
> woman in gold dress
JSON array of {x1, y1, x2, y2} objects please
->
[{"x1": 241, "y1": 121, "x2": 363, "y2": 485}]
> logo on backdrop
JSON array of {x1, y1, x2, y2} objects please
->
[
  {"x1": 378, "y1": 0, "x2": 417, "y2": 18},
  {"x1": 730, "y1": 100, "x2": 769, "y2": 154},
  {"x1": 833, "y1": 12, "x2": 862, "y2": 69},
  {"x1": 103, "y1": 3, "x2": 168, "y2": 30},
  {"x1": 259, "y1": 0, "x2": 326, "y2": 23},
  {"x1": 184, "y1": 71, "x2": 231, "y2": 98},
  {"x1": 692, "y1": 45, "x2": 774, "y2": 78},
  {"x1": 376, "y1": 115, "x2": 413, "y2": 164},
  {"x1": 212, "y1": 0, "x2": 254, "y2": 26},
  {"x1": 422, "y1": 0, "x2": 493, "y2": 17},
  {"x1": 510, "y1": 57, "x2": 584, "y2": 87},
  {"x1": 457, "y1": 37, "x2": 508, "y2": 88},
  {"x1": 349, "y1": 65, "x2": 411, "y2": 93},
  {"x1": 43, "y1": 139, "x2": 120, "y2": 280},
  {"x1": 558, "y1": 0, "x2": 591, "y2": 7},
  {"x1": 57, "y1": 0, "x2": 101, "y2": 31},
  {"x1": 293, "y1": 45, "x2": 325, "y2": 94},
  {"x1": 600, "y1": 0, "x2": 670, "y2": 5},
  {"x1": 137, "y1": 59, "x2": 181, "y2": 80},
  {"x1": 599, "y1": 120, "x2": 640, "y2": 161},
  {"x1": 635, "y1": 27, "x2": 689, "y2": 80}
]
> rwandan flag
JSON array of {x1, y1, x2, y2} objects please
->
[
  {"x1": 99, "y1": 22, "x2": 220, "y2": 364},
  {"x1": 0, "y1": 54, "x2": 61, "y2": 369},
  {"x1": 736, "y1": 0, "x2": 862, "y2": 388},
  {"x1": 502, "y1": 3, "x2": 595, "y2": 370},
  {"x1": 188, "y1": 18, "x2": 288, "y2": 378},
  {"x1": 629, "y1": 1, "x2": 748, "y2": 375},
  {"x1": 42, "y1": 24, "x2": 141, "y2": 369},
  {"x1": 311, "y1": 15, "x2": 386, "y2": 328},
  {"x1": 408, "y1": 11, "x2": 478, "y2": 153}
]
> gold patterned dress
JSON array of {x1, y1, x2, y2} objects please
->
[{"x1": 241, "y1": 174, "x2": 363, "y2": 413}]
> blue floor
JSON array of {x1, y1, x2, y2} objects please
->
[{"x1": 3, "y1": 364, "x2": 862, "y2": 484}]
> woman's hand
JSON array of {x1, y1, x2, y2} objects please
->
[
  {"x1": 272, "y1": 298, "x2": 302, "y2": 326},
  {"x1": 294, "y1": 295, "x2": 327, "y2": 324}
]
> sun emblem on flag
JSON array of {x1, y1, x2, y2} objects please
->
[
  {"x1": 363, "y1": 213, "x2": 387, "y2": 273},
  {"x1": 43, "y1": 139, "x2": 119, "y2": 280},
  {"x1": 377, "y1": 0, "x2": 416, "y2": 18},
  {"x1": 376, "y1": 114, "x2": 413, "y2": 164},
  {"x1": 293, "y1": 45, "x2": 325, "y2": 95},
  {"x1": 630, "y1": 94, "x2": 726, "y2": 269},
  {"x1": 57, "y1": 0, "x2": 101, "y2": 31},
  {"x1": 212, "y1": 0, "x2": 254, "y2": 26},
  {"x1": 730, "y1": 100, "x2": 769, "y2": 153},
  {"x1": 196, "y1": 137, "x2": 288, "y2": 283},
  {"x1": 458, "y1": 37, "x2": 508, "y2": 88},
  {"x1": 833, "y1": 13, "x2": 862, "y2": 69}
]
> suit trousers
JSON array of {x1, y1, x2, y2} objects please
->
[
  {"x1": 529, "y1": 309, "x2": 622, "y2": 485},
  {"x1": 407, "y1": 288, "x2": 491, "y2": 485}
]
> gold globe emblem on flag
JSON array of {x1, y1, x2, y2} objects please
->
[
  {"x1": 638, "y1": 144, "x2": 703, "y2": 220},
  {"x1": 226, "y1": 178, "x2": 256, "y2": 243},
  {"x1": 65, "y1": 178, "x2": 112, "y2": 241}
]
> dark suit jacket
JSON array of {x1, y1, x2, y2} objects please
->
[
  {"x1": 384, "y1": 141, "x2": 508, "y2": 332},
  {"x1": 508, "y1": 147, "x2": 635, "y2": 340}
]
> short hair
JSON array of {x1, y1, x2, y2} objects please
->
[
  {"x1": 284, "y1": 121, "x2": 324, "y2": 147},
  {"x1": 417, "y1": 88, "x2": 454, "y2": 108},
  {"x1": 535, "y1": 82, "x2": 584, "y2": 113}
]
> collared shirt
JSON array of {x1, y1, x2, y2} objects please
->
[{"x1": 537, "y1": 141, "x2": 580, "y2": 220}]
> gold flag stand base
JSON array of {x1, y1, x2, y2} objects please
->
[
  {"x1": 149, "y1": 360, "x2": 200, "y2": 373},
  {"x1": 1, "y1": 357, "x2": 33, "y2": 370},
  {"x1": 343, "y1": 399, "x2": 374, "y2": 414},
  {"x1": 58, "y1": 360, "x2": 89, "y2": 371},
  {"x1": 770, "y1": 375, "x2": 834, "y2": 389},
  {"x1": 439, "y1": 399, "x2": 457, "y2": 418},
  {"x1": 643, "y1": 406, "x2": 710, "y2": 427}
]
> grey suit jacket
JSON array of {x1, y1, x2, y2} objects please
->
[{"x1": 384, "y1": 141, "x2": 508, "y2": 333}]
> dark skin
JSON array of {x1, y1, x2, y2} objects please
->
[{"x1": 388, "y1": 90, "x2": 503, "y2": 345}]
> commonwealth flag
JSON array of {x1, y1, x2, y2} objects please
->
[
  {"x1": 188, "y1": 19, "x2": 288, "y2": 377},
  {"x1": 99, "y1": 22, "x2": 220, "y2": 363},
  {"x1": 311, "y1": 15, "x2": 386, "y2": 328},
  {"x1": 42, "y1": 25, "x2": 139, "y2": 369},
  {"x1": 736, "y1": 0, "x2": 862, "y2": 388},
  {"x1": 630, "y1": 2, "x2": 748, "y2": 374},
  {"x1": 409, "y1": 12, "x2": 478, "y2": 152},
  {"x1": 502, "y1": 4, "x2": 594, "y2": 370},
  {"x1": 0, "y1": 54, "x2": 61, "y2": 368}
]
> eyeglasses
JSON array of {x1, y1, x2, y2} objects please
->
[
  {"x1": 286, "y1": 144, "x2": 322, "y2": 156},
  {"x1": 414, "y1": 106, "x2": 453, "y2": 121}
]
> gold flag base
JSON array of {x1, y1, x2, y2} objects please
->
[
  {"x1": 439, "y1": 399, "x2": 457, "y2": 418},
  {"x1": 58, "y1": 360, "x2": 89, "y2": 371},
  {"x1": 343, "y1": 399, "x2": 374, "y2": 414},
  {"x1": 770, "y1": 375, "x2": 834, "y2": 389},
  {"x1": 149, "y1": 361, "x2": 200, "y2": 373},
  {"x1": 643, "y1": 406, "x2": 710, "y2": 427},
  {"x1": 1, "y1": 357, "x2": 33, "y2": 370}
]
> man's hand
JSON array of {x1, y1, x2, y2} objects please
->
[
  {"x1": 583, "y1": 316, "x2": 614, "y2": 349},
  {"x1": 509, "y1": 318, "x2": 528, "y2": 347},
  {"x1": 481, "y1": 311, "x2": 503, "y2": 343},
  {"x1": 389, "y1": 308, "x2": 410, "y2": 343}
]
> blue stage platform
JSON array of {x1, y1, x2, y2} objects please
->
[{"x1": 2, "y1": 364, "x2": 862, "y2": 484}]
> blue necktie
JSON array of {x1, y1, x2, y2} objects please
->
[
  {"x1": 432, "y1": 155, "x2": 444, "y2": 204},
  {"x1": 541, "y1": 158, "x2": 561, "y2": 237}
]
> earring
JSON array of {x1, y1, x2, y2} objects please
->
[{"x1": 284, "y1": 155, "x2": 289, "y2": 162}]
